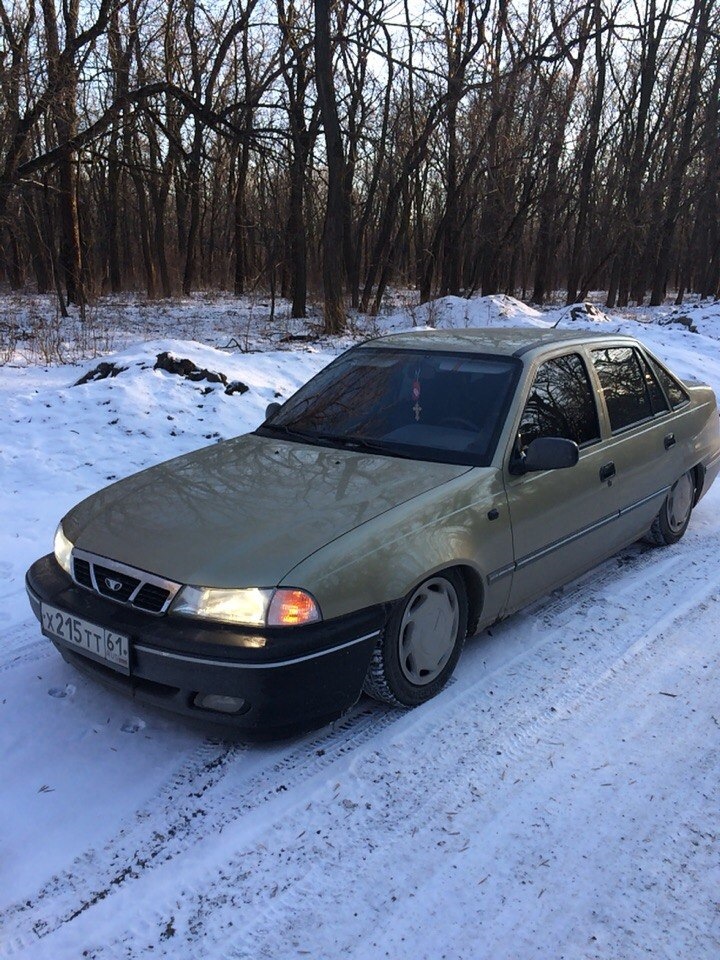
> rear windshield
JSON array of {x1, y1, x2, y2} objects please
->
[{"x1": 258, "y1": 346, "x2": 521, "y2": 466}]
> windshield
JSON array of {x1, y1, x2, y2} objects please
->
[{"x1": 257, "y1": 346, "x2": 521, "y2": 466}]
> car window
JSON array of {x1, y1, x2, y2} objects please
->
[
  {"x1": 636, "y1": 352, "x2": 669, "y2": 414},
  {"x1": 259, "y1": 347, "x2": 522, "y2": 467},
  {"x1": 645, "y1": 355, "x2": 689, "y2": 409},
  {"x1": 517, "y1": 353, "x2": 600, "y2": 449},
  {"x1": 591, "y1": 347, "x2": 654, "y2": 431}
]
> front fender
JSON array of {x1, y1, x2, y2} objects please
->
[{"x1": 280, "y1": 467, "x2": 513, "y2": 625}]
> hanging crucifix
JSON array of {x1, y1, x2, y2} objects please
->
[{"x1": 411, "y1": 368, "x2": 422, "y2": 421}]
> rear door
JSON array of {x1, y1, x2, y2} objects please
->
[
  {"x1": 588, "y1": 344, "x2": 688, "y2": 540},
  {"x1": 503, "y1": 350, "x2": 630, "y2": 612}
]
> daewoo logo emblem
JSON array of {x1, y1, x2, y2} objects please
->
[{"x1": 105, "y1": 577, "x2": 123, "y2": 593}]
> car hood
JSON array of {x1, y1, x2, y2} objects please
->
[{"x1": 64, "y1": 433, "x2": 470, "y2": 588}]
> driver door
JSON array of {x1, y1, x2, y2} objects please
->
[{"x1": 503, "y1": 350, "x2": 625, "y2": 613}]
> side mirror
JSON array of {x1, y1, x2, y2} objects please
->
[
  {"x1": 522, "y1": 436, "x2": 579, "y2": 473},
  {"x1": 265, "y1": 401, "x2": 281, "y2": 420}
]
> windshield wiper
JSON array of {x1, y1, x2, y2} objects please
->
[
  {"x1": 257, "y1": 423, "x2": 318, "y2": 443},
  {"x1": 259, "y1": 425, "x2": 417, "y2": 460},
  {"x1": 258, "y1": 423, "x2": 355, "y2": 451},
  {"x1": 313, "y1": 434, "x2": 418, "y2": 460}
]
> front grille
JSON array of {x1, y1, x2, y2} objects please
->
[
  {"x1": 134, "y1": 583, "x2": 171, "y2": 613},
  {"x1": 94, "y1": 565, "x2": 140, "y2": 602},
  {"x1": 70, "y1": 550, "x2": 180, "y2": 615},
  {"x1": 74, "y1": 557, "x2": 93, "y2": 588}
]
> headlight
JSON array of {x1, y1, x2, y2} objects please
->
[
  {"x1": 53, "y1": 523, "x2": 74, "y2": 576},
  {"x1": 171, "y1": 586, "x2": 321, "y2": 627}
]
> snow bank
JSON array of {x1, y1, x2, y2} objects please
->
[
  {"x1": 659, "y1": 299, "x2": 720, "y2": 339},
  {"x1": 0, "y1": 291, "x2": 343, "y2": 366},
  {"x1": 378, "y1": 294, "x2": 549, "y2": 332}
]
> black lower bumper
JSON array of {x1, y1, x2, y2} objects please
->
[{"x1": 26, "y1": 556, "x2": 385, "y2": 736}]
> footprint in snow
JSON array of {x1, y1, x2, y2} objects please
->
[
  {"x1": 121, "y1": 716, "x2": 146, "y2": 734},
  {"x1": 48, "y1": 683, "x2": 76, "y2": 699}
]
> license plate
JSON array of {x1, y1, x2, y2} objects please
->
[{"x1": 41, "y1": 603, "x2": 130, "y2": 674}]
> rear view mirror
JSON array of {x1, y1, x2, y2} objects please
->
[
  {"x1": 523, "y1": 437, "x2": 579, "y2": 472},
  {"x1": 265, "y1": 401, "x2": 282, "y2": 420}
]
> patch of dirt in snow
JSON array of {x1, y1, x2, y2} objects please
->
[
  {"x1": 659, "y1": 299, "x2": 720, "y2": 339},
  {"x1": 544, "y1": 300, "x2": 613, "y2": 326}
]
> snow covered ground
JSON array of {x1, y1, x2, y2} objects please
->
[{"x1": 1, "y1": 293, "x2": 719, "y2": 959}]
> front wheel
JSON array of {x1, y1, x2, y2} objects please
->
[
  {"x1": 363, "y1": 571, "x2": 468, "y2": 707},
  {"x1": 645, "y1": 470, "x2": 695, "y2": 546}
]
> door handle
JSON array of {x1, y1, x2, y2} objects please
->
[
  {"x1": 664, "y1": 433, "x2": 676, "y2": 450},
  {"x1": 599, "y1": 461, "x2": 616, "y2": 482}
]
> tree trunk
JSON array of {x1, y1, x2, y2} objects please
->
[
  {"x1": 182, "y1": 127, "x2": 203, "y2": 295},
  {"x1": 649, "y1": 0, "x2": 709, "y2": 305},
  {"x1": 567, "y1": 0, "x2": 606, "y2": 304},
  {"x1": 287, "y1": 145, "x2": 308, "y2": 316},
  {"x1": 314, "y1": 0, "x2": 345, "y2": 334},
  {"x1": 105, "y1": 131, "x2": 123, "y2": 293},
  {"x1": 21, "y1": 187, "x2": 50, "y2": 293},
  {"x1": 153, "y1": 196, "x2": 172, "y2": 298},
  {"x1": 41, "y1": 0, "x2": 84, "y2": 306},
  {"x1": 234, "y1": 141, "x2": 250, "y2": 296}
]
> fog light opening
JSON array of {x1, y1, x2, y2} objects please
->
[{"x1": 193, "y1": 693, "x2": 246, "y2": 714}]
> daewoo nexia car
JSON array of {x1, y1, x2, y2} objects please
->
[{"x1": 26, "y1": 329, "x2": 720, "y2": 734}]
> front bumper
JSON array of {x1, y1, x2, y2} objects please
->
[{"x1": 26, "y1": 555, "x2": 385, "y2": 736}]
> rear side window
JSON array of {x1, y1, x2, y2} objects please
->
[
  {"x1": 646, "y1": 356, "x2": 689, "y2": 409},
  {"x1": 518, "y1": 353, "x2": 600, "y2": 448},
  {"x1": 636, "y1": 352, "x2": 669, "y2": 414},
  {"x1": 591, "y1": 347, "x2": 654, "y2": 431}
]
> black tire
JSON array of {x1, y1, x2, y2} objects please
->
[
  {"x1": 644, "y1": 470, "x2": 695, "y2": 546},
  {"x1": 363, "y1": 570, "x2": 468, "y2": 707}
]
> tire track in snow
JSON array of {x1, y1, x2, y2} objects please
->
[
  {"x1": 213, "y1": 568, "x2": 720, "y2": 960},
  {"x1": 0, "y1": 548, "x2": 644, "y2": 956},
  {"x1": 315, "y1": 603, "x2": 720, "y2": 960},
  {"x1": 0, "y1": 621, "x2": 49, "y2": 673},
  {"x1": 0, "y1": 702, "x2": 401, "y2": 957},
  {"x1": 0, "y1": 643, "x2": 51, "y2": 674},
  {"x1": 77, "y1": 533, "x2": 720, "y2": 960},
  {"x1": 0, "y1": 735, "x2": 246, "y2": 956}
]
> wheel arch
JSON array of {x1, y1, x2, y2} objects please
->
[
  {"x1": 452, "y1": 563, "x2": 485, "y2": 637},
  {"x1": 691, "y1": 462, "x2": 705, "y2": 505}
]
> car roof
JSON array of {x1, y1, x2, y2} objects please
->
[{"x1": 362, "y1": 326, "x2": 638, "y2": 358}]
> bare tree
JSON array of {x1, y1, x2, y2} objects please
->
[
  {"x1": 0, "y1": 0, "x2": 718, "y2": 313},
  {"x1": 314, "y1": 0, "x2": 346, "y2": 333}
]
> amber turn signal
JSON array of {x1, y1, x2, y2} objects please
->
[{"x1": 267, "y1": 588, "x2": 321, "y2": 626}]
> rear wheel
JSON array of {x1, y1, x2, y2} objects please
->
[
  {"x1": 363, "y1": 571, "x2": 468, "y2": 707},
  {"x1": 645, "y1": 470, "x2": 695, "y2": 546}
]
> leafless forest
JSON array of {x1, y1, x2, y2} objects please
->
[{"x1": 0, "y1": 0, "x2": 718, "y2": 330}]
